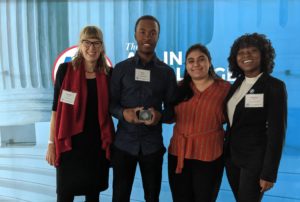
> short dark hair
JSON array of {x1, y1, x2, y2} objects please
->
[
  {"x1": 228, "y1": 33, "x2": 275, "y2": 78},
  {"x1": 134, "y1": 15, "x2": 160, "y2": 33}
]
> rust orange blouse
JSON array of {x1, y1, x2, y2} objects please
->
[{"x1": 168, "y1": 78, "x2": 230, "y2": 173}]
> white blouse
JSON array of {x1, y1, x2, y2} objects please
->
[{"x1": 227, "y1": 73, "x2": 263, "y2": 126}]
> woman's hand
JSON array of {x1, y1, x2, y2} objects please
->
[
  {"x1": 260, "y1": 179, "x2": 274, "y2": 192},
  {"x1": 46, "y1": 112, "x2": 57, "y2": 166},
  {"x1": 46, "y1": 143, "x2": 56, "y2": 166}
]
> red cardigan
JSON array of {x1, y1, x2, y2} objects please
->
[{"x1": 54, "y1": 62, "x2": 114, "y2": 166}]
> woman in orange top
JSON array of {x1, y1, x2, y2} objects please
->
[{"x1": 168, "y1": 44, "x2": 230, "y2": 202}]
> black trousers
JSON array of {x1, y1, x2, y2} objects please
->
[
  {"x1": 111, "y1": 146, "x2": 164, "y2": 202},
  {"x1": 168, "y1": 154, "x2": 224, "y2": 202},
  {"x1": 225, "y1": 157, "x2": 264, "y2": 202}
]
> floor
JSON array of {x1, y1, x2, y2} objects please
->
[{"x1": 0, "y1": 144, "x2": 299, "y2": 202}]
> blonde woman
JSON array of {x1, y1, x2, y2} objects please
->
[{"x1": 46, "y1": 26, "x2": 114, "y2": 202}]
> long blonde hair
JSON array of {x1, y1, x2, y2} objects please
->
[{"x1": 72, "y1": 25, "x2": 110, "y2": 75}]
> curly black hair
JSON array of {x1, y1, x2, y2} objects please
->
[
  {"x1": 228, "y1": 33, "x2": 275, "y2": 78},
  {"x1": 176, "y1": 43, "x2": 218, "y2": 104}
]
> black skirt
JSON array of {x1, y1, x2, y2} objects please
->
[
  {"x1": 56, "y1": 134, "x2": 110, "y2": 195},
  {"x1": 56, "y1": 78, "x2": 110, "y2": 195}
]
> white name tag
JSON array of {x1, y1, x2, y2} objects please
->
[
  {"x1": 245, "y1": 94, "x2": 264, "y2": 108},
  {"x1": 135, "y1": 69, "x2": 150, "y2": 82},
  {"x1": 60, "y1": 90, "x2": 77, "y2": 105}
]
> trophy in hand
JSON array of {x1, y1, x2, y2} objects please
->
[{"x1": 137, "y1": 109, "x2": 153, "y2": 121}]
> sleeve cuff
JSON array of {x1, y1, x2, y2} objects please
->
[{"x1": 117, "y1": 108, "x2": 124, "y2": 121}]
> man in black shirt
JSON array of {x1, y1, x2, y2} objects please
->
[{"x1": 110, "y1": 15, "x2": 177, "y2": 202}]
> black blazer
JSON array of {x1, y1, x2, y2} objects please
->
[{"x1": 225, "y1": 73, "x2": 287, "y2": 182}]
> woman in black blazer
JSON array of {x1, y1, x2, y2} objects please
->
[{"x1": 224, "y1": 33, "x2": 287, "y2": 202}]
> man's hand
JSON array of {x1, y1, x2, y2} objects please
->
[
  {"x1": 260, "y1": 179, "x2": 274, "y2": 192},
  {"x1": 144, "y1": 107, "x2": 162, "y2": 126},
  {"x1": 123, "y1": 107, "x2": 144, "y2": 124}
]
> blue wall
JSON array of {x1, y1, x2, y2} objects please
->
[{"x1": 0, "y1": 0, "x2": 299, "y2": 201}]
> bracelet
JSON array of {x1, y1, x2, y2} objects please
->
[{"x1": 48, "y1": 140, "x2": 54, "y2": 144}]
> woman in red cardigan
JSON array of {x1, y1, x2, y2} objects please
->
[
  {"x1": 168, "y1": 44, "x2": 230, "y2": 202},
  {"x1": 46, "y1": 26, "x2": 114, "y2": 202}
]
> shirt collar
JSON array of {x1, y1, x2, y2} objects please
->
[
  {"x1": 245, "y1": 72, "x2": 263, "y2": 84},
  {"x1": 134, "y1": 52, "x2": 158, "y2": 67}
]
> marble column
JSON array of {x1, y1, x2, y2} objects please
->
[{"x1": 0, "y1": 0, "x2": 68, "y2": 146}]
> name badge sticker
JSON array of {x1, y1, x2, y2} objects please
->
[
  {"x1": 245, "y1": 94, "x2": 264, "y2": 108},
  {"x1": 135, "y1": 69, "x2": 151, "y2": 82},
  {"x1": 60, "y1": 90, "x2": 77, "y2": 105}
]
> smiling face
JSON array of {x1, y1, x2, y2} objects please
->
[
  {"x1": 237, "y1": 46, "x2": 261, "y2": 77},
  {"x1": 79, "y1": 38, "x2": 103, "y2": 66},
  {"x1": 78, "y1": 26, "x2": 104, "y2": 68},
  {"x1": 186, "y1": 49, "x2": 211, "y2": 81},
  {"x1": 135, "y1": 19, "x2": 159, "y2": 56}
]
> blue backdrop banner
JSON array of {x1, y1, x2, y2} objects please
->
[{"x1": 0, "y1": 0, "x2": 299, "y2": 201}]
